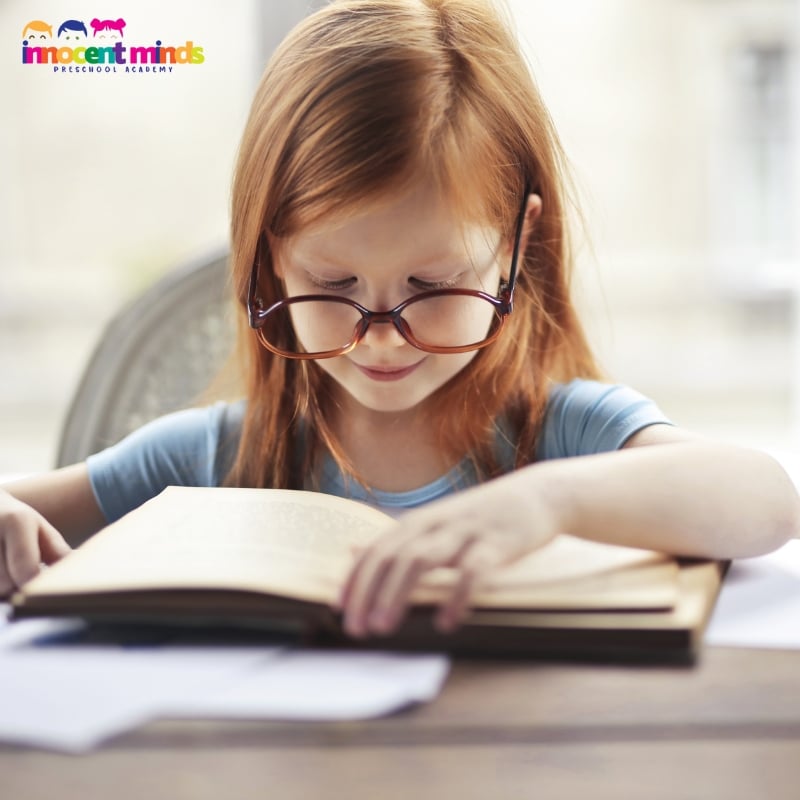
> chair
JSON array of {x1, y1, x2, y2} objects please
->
[{"x1": 55, "y1": 250, "x2": 237, "y2": 467}]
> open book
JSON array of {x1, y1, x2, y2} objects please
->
[{"x1": 11, "y1": 486, "x2": 725, "y2": 662}]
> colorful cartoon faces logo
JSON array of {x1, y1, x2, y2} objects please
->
[
  {"x1": 58, "y1": 20, "x2": 88, "y2": 42},
  {"x1": 22, "y1": 17, "x2": 205, "y2": 74},
  {"x1": 22, "y1": 20, "x2": 52, "y2": 41},
  {"x1": 90, "y1": 18, "x2": 125, "y2": 40}
]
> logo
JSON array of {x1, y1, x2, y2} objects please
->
[{"x1": 21, "y1": 17, "x2": 205, "y2": 75}]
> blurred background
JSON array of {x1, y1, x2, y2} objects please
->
[{"x1": 1, "y1": 0, "x2": 798, "y2": 474}]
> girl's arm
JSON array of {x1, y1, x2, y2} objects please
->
[
  {"x1": 338, "y1": 425, "x2": 800, "y2": 638},
  {"x1": 0, "y1": 464, "x2": 107, "y2": 596},
  {"x1": 524, "y1": 424, "x2": 799, "y2": 558}
]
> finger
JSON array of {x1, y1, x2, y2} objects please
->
[
  {"x1": 38, "y1": 519, "x2": 72, "y2": 564},
  {"x1": 4, "y1": 514, "x2": 43, "y2": 590},
  {"x1": 332, "y1": 544, "x2": 368, "y2": 611},
  {"x1": 363, "y1": 546, "x2": 437, "y2": 635},
  {"x1": 341, "y1": 522, "x2": 443, "y2": 638},
  {"x1": 0, "y1": 543, "x2": 15, "y2": 597},
  {"x1": 337, "y1": 521, "x2": 426, "y2": 623},
  {"x1": 341, "y1": 543, "x2": 400, "y2": 638},
  {"x1": 435, "y1": 541, "x2": 502, "y2": 633},
  {"x1": 336, "y1": 547, "x2": 366, "y2": 613},
  {"x1": 366, "y1": 532, "x2": 479, "y2": 635}
]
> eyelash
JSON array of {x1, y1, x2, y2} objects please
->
[
  {"x1": 410, "y1": 276, "x2": 461, "y2": 291},
  {"x1": 306, "y1": 274, "x2": 356, "y2": 291},
  {"x1": 304, "y1": 273, "x2": 464, "y2": 292}
]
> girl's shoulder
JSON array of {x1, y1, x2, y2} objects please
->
[
  {"x1": 536, "y1": 379, "x2": 671, "y2": 461},
  {"x1": 86, "y1": 400, "x2": 246, "y2": 523},
  {"x1": 116, "y1": 400, "x2": 246, "y2": 458}
]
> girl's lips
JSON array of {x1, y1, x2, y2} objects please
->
[{"x1": 354, "y1": 360, "x2": 424, "y2": 381}]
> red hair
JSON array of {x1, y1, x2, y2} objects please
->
[{"x1": 225, "y1": 0, "x2": 599, "y2": 490}]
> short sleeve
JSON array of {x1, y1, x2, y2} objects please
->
[
  {"x1": 536, "y1": 379, "x2": 671, "y2": 461},
  {"x1": 86, "y1": 401, "x2": 244, "y2": 523}
]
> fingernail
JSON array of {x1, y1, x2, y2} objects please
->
[
  {"x1": 344, "y1": 615, "x2": 364, "y2": 639},
  {"x1": 435, "y1": 614, "x2": 456, "y2": 634},
  {"x1": 368, "y1": 610, "x2": 390, "y2": 633}
]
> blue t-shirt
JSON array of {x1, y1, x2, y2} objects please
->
[{"x1": 87, "y1": 379, "x2": 671, "y2": 523}]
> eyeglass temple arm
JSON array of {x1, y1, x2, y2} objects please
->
[
  {"x1": 502, "y1": 183, "x2": 531, "y2": 304},
  {"x1": 247, "y1": 244, "x2": 263, "y2": 327}
]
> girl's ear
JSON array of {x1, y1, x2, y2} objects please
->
[
  {"x1": 501, "y1": 193, "x2": 542, "y2": 267},
  {"x1": 517, "y1": 193, "x2": 542, "y2": 256},
  {"x1": 266, "y1": 232, "x2": 285, "y2": 280}
]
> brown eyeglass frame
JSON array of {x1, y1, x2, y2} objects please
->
[{"x1": 247, "y1": 185, "x2": 530, "y2": 360}]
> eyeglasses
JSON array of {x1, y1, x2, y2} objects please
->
[{"x1": 247, "y1": 188, "x2": 529, "y2": 360}]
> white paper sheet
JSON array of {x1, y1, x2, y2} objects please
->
[
  {"x1": 0, "y1": 615, "x2": 284, "y2": 753},
  {"x1": 0, "y1": 606, "x2": 449, "y2": 752},
  {"x1": 705, "y1": 539, "x2": 800, "y2": 649},
  {"x1": 164, "y1": 650, "x2": 450, "y2": 721}
]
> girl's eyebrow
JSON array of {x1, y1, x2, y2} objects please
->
[
  {"x1": 294, "y1": 238, "x2": 505, "y2": 271},
  {"x1": 293, "y1": 250, "x2": 474, "y2": 271}
]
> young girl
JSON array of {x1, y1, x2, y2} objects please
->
[{"x1": 2, "y1": 0, "x2": 798, "y2": 639}]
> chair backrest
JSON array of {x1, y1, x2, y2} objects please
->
[{"x1": 56, "y1": 251, "x2": 237, "y2": 467}]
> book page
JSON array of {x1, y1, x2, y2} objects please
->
[
  {"x1": 23, "y1": 486, "x2": 397, "y2": 605},
  {"x1": 413, "y1": 537, "x2": 678, "y2": 610},
  {"x1": 22, "y1": 486, "x2": 681, "y2": 613}
]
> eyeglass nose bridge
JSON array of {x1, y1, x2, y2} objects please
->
[{"x1": 354, "y1": 307, "x2": 414, "y2": 346}]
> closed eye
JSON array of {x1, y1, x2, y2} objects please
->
[
  {"x1": 409, "y1": 274, "x2": 463, "y2": 291},
  {"x1": 305, "y1": 272, "x2": 357, "y2": 291}
]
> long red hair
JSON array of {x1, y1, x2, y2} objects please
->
[{"x1": 225, "y1": 0, "x2": 600, "y2": 490}]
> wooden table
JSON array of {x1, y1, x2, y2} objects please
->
[{"x1": 3, "y1": 646, "x2": 799, "y2": 799}]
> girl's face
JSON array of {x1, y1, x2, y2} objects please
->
[{"x1": 271, "y1": 180, "x2": 509, "y2": 416}]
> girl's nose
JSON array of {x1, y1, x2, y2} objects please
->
[{"x1": 359, "y1": 318, "x2": 408, "y2": 349}]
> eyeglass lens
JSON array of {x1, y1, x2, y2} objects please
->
[{"x1": 260, "y1": 294, "x2": 503, "y2": 355}]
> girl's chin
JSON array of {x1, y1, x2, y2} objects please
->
[
  {"x1": 345, "y1": 392, "x2": 429, "y2": 415},
  {"x1": 328, "y1": 381, "x2": 433, "y2": 417}
]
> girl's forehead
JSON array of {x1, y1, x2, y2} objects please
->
[
  {"x1": 280, "y1": 181, "x2": 502, "y2": 264},
  {"x1": 286, "y1": 216, "x2": 500, "y2": 270}
]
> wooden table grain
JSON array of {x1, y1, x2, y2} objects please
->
[{"x1": 4, "y1": 647, "x2": 799, "y2": 799}]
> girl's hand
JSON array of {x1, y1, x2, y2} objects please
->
[
  {"x1": 337, "y1": 472, "x2": 560, "y2": 637},
  {"x1": 0, "y1": 489, "x2": 72, "y2": 598}
]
